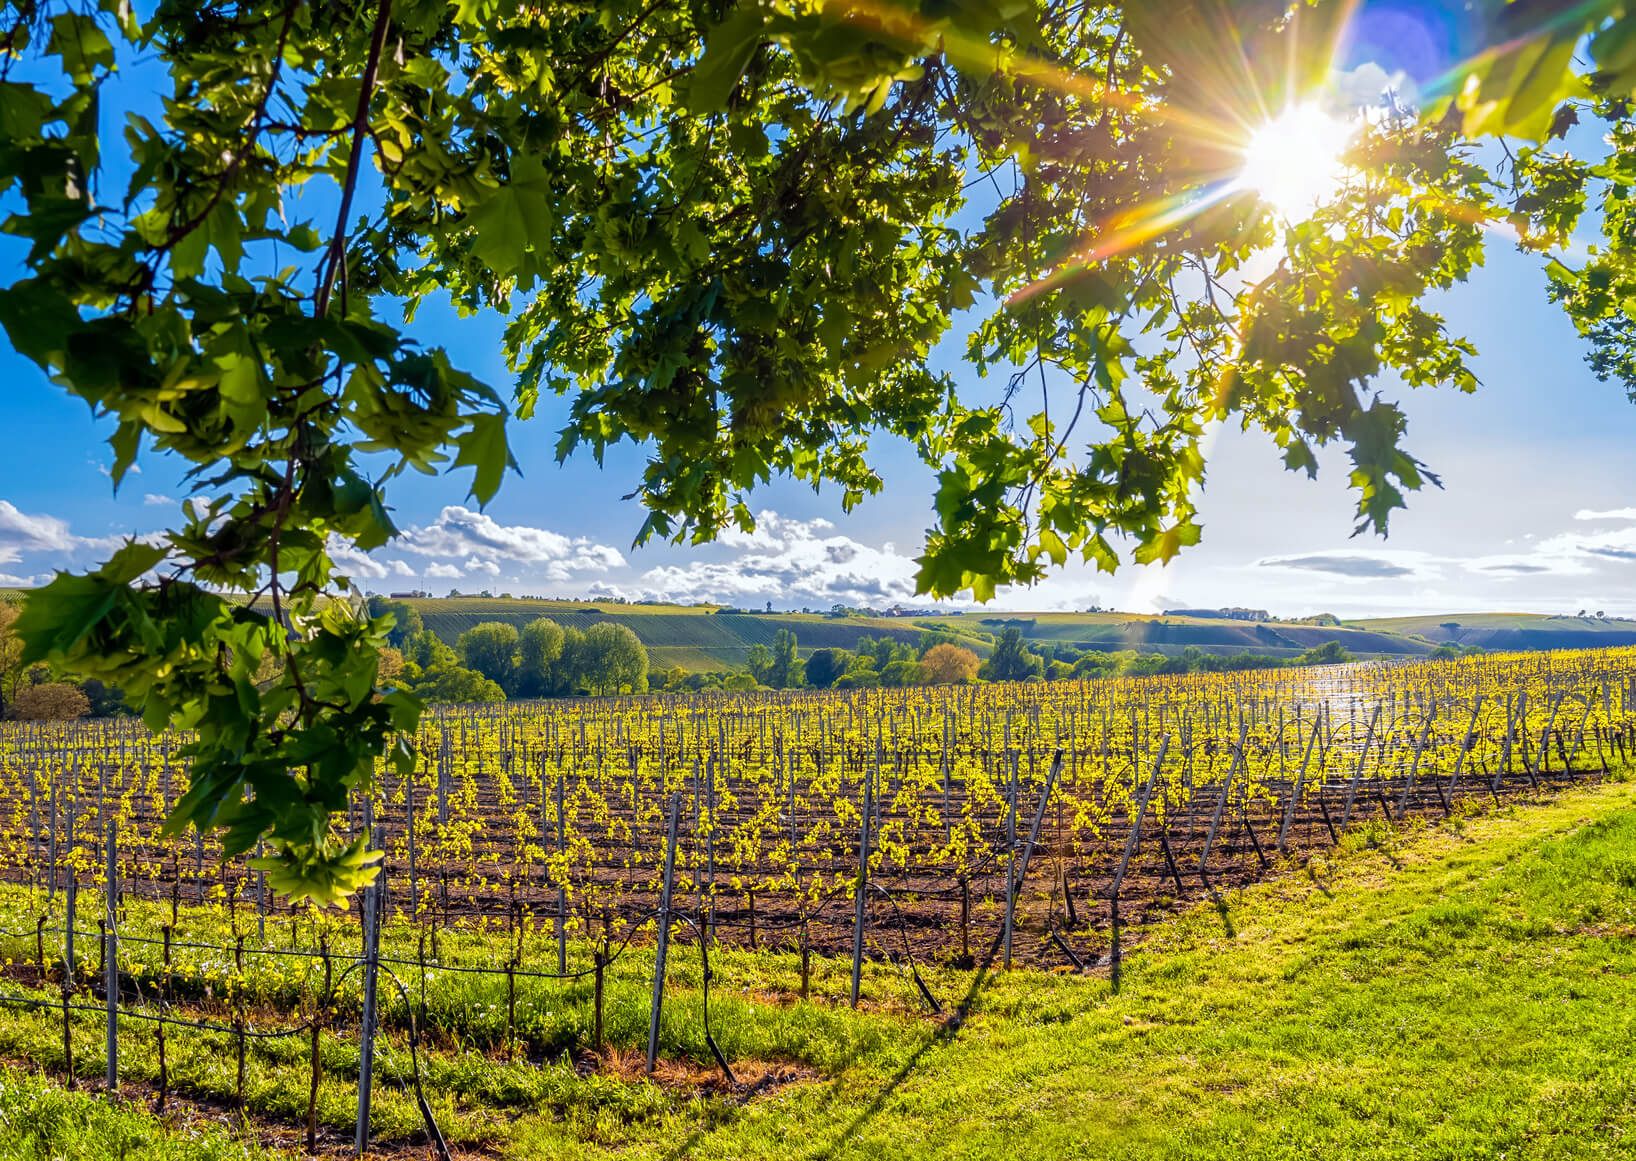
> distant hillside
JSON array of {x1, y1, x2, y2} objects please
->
[
  {"x1": 1348, "y1": 613, "x2": 1636, "y2": 652},
  {"x1": 930, "y1": 611, "x2": 1432, "y2": 659},
  {"x1": 15, "y1": 585, "x2": 1636, "y2": 673},
  {"x1": 392, "y1": 599, "x2": 1433, "y2": 671}
]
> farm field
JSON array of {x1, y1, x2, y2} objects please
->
[
  {"x1": 0, "y1": 648, "x2": 1630, "y2": 1157},
  {"x1": 1348, "y1": 612, "x2": 1636, "y2": 652},
  {"x1": 376, "y1": 596, "x2": 1444, "y2": 669},
  {"x1": 0, "y1": 770, "x2": 1632, "y2": 1160},
  {"x1": 369, "y1": 601, "x2": 1636, "y2": 672},
  {"x1": 17, "y1": 592, "x2": 1636, "y2": 671}
]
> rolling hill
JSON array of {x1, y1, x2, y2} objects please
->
[
  {"x1": 1347, "y1": 612, "x2": 1636, "y2": 652},
  {"x1": 13, "y1": 585, "x2": 1635, "y2": 673},
  {"x1": 387, "y1": 599, "x2": 1434, "y2": 671}
]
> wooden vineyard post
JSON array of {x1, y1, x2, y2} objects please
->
[
  {"x1": 25, "y1": 761, "x2": 40, "y2": 894},
  {"x1": 850, "y1": 761, "x2": 875, "y2": 1009},
  {"x1": 1445, "y1": 697, "x2": 1483, "y2": 809},
  {"x1": 156, "y1": 925, "x2": 171, "y2": 1110},
  {"x1": 103, "y1": 820, "x2": 118, "y2": 1093},
  {"x1": 1339, "y1": 705, "x2": 1382, "y2": 830},
  {"x1": 555, "y1": 768, "x2": 568, "y2": 974},
  {"x1": 704, "y1": 755, "x2": 717, "y2": 946},
  {"x1": 941, "y1": 715, "x2": 953, "y2": 841},
  {"x1": 1004, "y1": 751, "x2": 1064, "y2": 964},
  {"x1": 1394, "y1": 711, "x2": 1437, "y2": 820},
  {"x1": 1277, "y1": 721, "x2": 1321, "y2": 855},
  {"x1": 234, "y1": 936, "x2": 247, "y2": 1107},
  {"x1": 1111, "y1": 736, "x2": 1169, "y2": 992},
  {"x1": 62, "y1": 863, "x2": 78, "y2": 1088},
  {"x1": 47, "y1": 777, "x2": 57, "y2": 901},
  {"x1": 406, "y1": 766, "x2": 418, "y2": 918},
  {"x1": 1202, "y1": 721, "x2": 1248, "y2": 871},
  {"x1": 1498, "y1": 693, "x2": 1516, "y2": 785},
  {"x1": 65, "y1": 869, "x2": 77, "y2": 983},
  {"x1": 1496, "y1": 692, "x2": 1528, "y2": 793},
  {"x1": 355, "y1": 873, "x2": 383, "y2": 1158},
  {"x1": 437, "y1": 730, "x2": 450, "y2": 824},
  {"x1": 308, "y1": 933, "x2": 331, "y2": 1155},
  {"x1": 1002, "y1": 753, "x2": 1018, "y2": 970},
  {"x1": 194, "y1": 832, "x2": 205, "y2": 906},
  {"x1": 646, "y1": 792, "x2": 681, "y2": 1076},
  {"x1": 255, "y1": 841, "x2": 267, "y2": 943}
]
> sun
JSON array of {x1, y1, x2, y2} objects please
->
[{"x1": 1238, "y1": 103, "x2": 1351, "y2": 222}]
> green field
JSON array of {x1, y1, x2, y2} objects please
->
[
  {"x1": 394, "y1": 598, "x2": 1425, "y2": 670},
  {"x1": 394, "y1": 601, "x2": 1636, "y2": 671},
  {"x1": 1350, "y1": 612, "x2": 1636, "y2": 651},
  {"x1": 4, "y1": 777, "x2": 1634, "y2": 1160},
  {"x1": 934, "y1": 609, "x2": 1430, "y2": 656},
  {"x1": 13, "y1": 587, "x2": 1636, "y2": 672}
]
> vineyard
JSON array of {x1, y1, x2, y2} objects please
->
[{"x1": 0, "y1": 647, "x2": 1632, "y2": 1156}]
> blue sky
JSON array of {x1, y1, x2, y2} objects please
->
[
  {"x1": 6, "y1": 230, "x2": 1635, "y2": 619},
  {"x1": 4, "y1": 24, "x2": 1636, "y2": 620}
]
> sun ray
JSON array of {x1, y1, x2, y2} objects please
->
[
  {"x1": 1235, "y1": 102, "x2": 1352, "y2": 220},
  {"x1": 1007, "y1": 182, "x2": 1240, "y2": 305}
]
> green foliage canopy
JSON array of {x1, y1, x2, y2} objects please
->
[{"x1": 0, "y1": 0, "x2": 1627, "y2": 898}]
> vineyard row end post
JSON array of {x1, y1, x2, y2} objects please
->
[
  {"x1": 355, "y1": 871, "x2": 384, "y2": 1157},
  {"x1": 104, "y1": 819, "x2": 117, "y2": 1094},
  {"x1": 647, "y1": 792, "x2": 682, "y2": 1077}
]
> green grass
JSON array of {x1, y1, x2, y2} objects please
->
[
  {"x1": 2, "y1": 780, "x2": 1635, "y2": 1159},
  {"x1": 19, "y1": 588, "x2": 1636, "y2": 670},
  {"x1": 1351, "y1": 612, "x2": 1636, "y2": 650},
  {"x1": 0, "y1": 881, "x2": 949, "y2": 1154},
  {"x1": 571, "y1": 778, "x2": 1635, "y2": 1161},
  {"x1": 0, "y1": 1069, "x2": 273, "y2": 1160},
  {"x1": 938, "y1": 610, "x2": 1432, "y2": 657}
]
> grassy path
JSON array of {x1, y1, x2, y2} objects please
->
[{"x1": 3, "y1": 780, "x2": 1634, "y2": 1160}]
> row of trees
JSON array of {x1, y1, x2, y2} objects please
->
[
  {"x1": 738, "y1": 626, "x2": 1370, "y2": 692},
  {"x1": 746, "y1": 629, "x2": 987, "y2": 690},
  {"x1": 368, "y1": 599, "x2": 650, "y2": 701}
]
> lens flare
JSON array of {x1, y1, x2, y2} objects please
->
[{"x1": 1238, "y1": 103, "x2": 1351, "y2": 221}]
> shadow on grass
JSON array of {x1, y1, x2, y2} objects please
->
[{"x1": 800, "y1": 959, "x2": 994, "y2": 1161}]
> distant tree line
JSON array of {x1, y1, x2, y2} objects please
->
[
  {"x1": 656, "y1": 626, "x2": 1379, "y2": 695},
  {"x1": 0, "y1": 589, "x2": 1386, "y2": 718},
  {"x1": 369, "y1": 598, "x2": 649, "y2": 703}
]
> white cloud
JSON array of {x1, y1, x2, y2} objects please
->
[
  {"x1": 609, "y1": 509, "x2": 935, "y2": 609},
  {"x1": 1462, "y1": 523, "x2": 1636, "y2": 579},
  {"x1": 0, "y1": 501, "x2": 77, "y2": 565},
  {"x1": 327, "y1": 537, "x2": 390, "y2": 580},
  {"x1": 1574, "y1": 507, "x2": 1636, "y2": 522},
  {"x1": 1256, "y1": 549, "x2": 1443, "y2": 582},
  {"x1": 397, "y1": 506, "x2": 625, "y2": 581},
  {"x1": 425, "y1": 562, "x2": 463, "y2": 579},
  {"x1": 389, "y1": 559, "x2": 417, "y2": 577},
  {"x1": 142, "y1": 493, "x2": 175, "y2": 507}
]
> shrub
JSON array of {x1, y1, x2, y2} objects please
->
[{"x1": 10, "y1": 682, "x2": 91, "y2": 721}]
